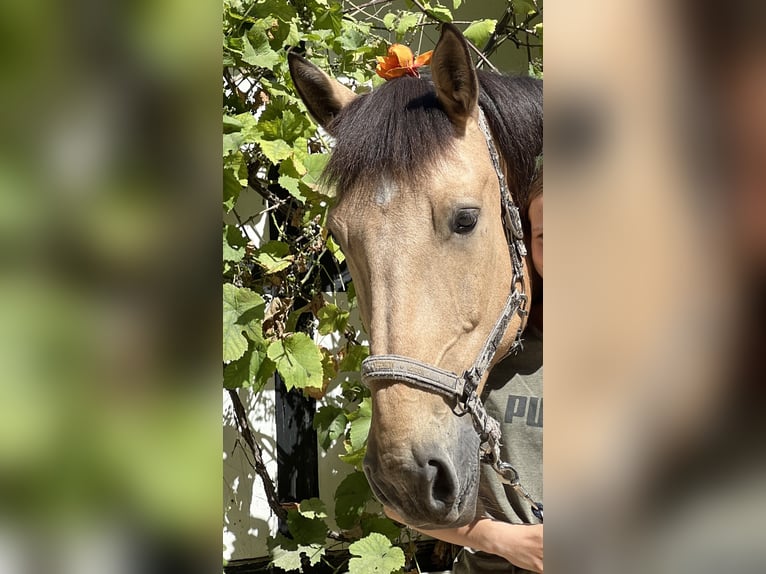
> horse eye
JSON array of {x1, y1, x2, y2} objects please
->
[{"x1": 453, "y1": 209, "x2": 479, "y2": 234}]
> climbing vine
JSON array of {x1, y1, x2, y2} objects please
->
[{"x1": 222, "y1": 1, "x2": 542, "y2": 571}]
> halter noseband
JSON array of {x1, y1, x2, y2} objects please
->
[{"x1": 361, "y1": 108, "x2": 542, "y2": 521}]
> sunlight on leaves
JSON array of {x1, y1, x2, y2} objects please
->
[
  {"x1": 348, "y1": 532, "x2": 405, "y2": 574},
  {"x1": 267, "y1": 333, "x2": 324, "y2": 390}
]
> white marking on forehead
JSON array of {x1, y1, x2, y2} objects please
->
[{"x1": 374, "y1": 178, "x2": 398, "y2": 206}]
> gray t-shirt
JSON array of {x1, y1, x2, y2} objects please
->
[{"x1": 453, "y1": 327, "x2": 543, "y2": 573}]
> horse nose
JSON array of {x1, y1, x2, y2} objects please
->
[
  {"x1": 419, "y1": 454, "x2": 459, "y2": 512},
  {"x1": 363, "y1": 444, "x2": 460, "y2": 521}
]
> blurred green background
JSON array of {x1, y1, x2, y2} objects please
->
[{"x1": 0, "y1": 0, "x2": 220, "y2": 570}]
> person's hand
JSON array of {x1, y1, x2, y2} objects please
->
[
  {"x1": 384, "y1": 505, "x2": 543, "y2": 572},
  {"x1": 499, "y1": 523, "x2": 543, "y2": 573}
]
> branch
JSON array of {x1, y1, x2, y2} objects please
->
[
  {"x1": 408, "y1": 0, "x2": 499, "y2": 72},
  {"x1": 227, "y1": 389, "x2": 287, "y2": 522},
  {"x1": 343, "y1": 0, "x2": 395, "y2": 16},
  {"x1": 481, "y1": 4, "x2": 513, "y2": 58}
]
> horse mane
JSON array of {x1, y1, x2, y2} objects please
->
[{"x1": 323, "y1": 70, "x2": 543, "y2": 211}]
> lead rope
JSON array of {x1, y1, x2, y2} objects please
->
[{"x1": 476, "y1": 108, "x2": 543, "y2": 523}]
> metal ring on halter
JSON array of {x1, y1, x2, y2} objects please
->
[{"x1": 494, "y1": 461, "x2": 521, "y2": 486}]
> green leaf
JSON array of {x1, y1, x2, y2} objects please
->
[
  {"x1": 254, "y1": 241, "x2": 293, "y2": 274},
  {"x1": 340, "y1": 344, "x2": 369, "y2": 372},
  {"x1": 278, "y1": 174, "x2": 306, "y2": 203},
  {"x1": 301, "y1": 543, "x2": 325, "y2": 566},
  {"x1": 241, "y1": 29, "x2": 280, "y2": 69},
  {"x1": 349, "y1": 411, "x2": 371, "y2": 452},
  {"x1": 298, "y1": 497, "x2": 328, "y2": 519},
  {"x1": 321, "y1": 348, "x2": 337, "y2": 385},
  {"x1": 257, "y1": 138, "x2": 293, "y2": 164},
  {"x1": 271, "y1": 545, "x2": 303, "y2": 572},
  {"x1": 222, "y1": 132, "x2": 243, "y2": 156},
  {"x1": 259, "y1": 107, "x2": 311, "y2": 143},
  {"x1": 283, "y1": 20, "x2": 300, "y2": 46},
  {"x1": 223, "y1": 241, "x2": 243, "y2": 264},
  {"x1": 316, "y1": 304, "x2": 350, "y2": 336},
  {"x1": 348, "y1": 533, "x2": 405, "y2": 574},
  {"x1": 360, "y1": 514, "x2": 403, "y2": 542},
  {"x1": 335, "y1": 471, "x2": 372, "y2": 529},
  {"x1": 314, "y1": 405, "x2": 348, "y2": 450},
  {"x1": 315, "y1": 3, "x2": 343, "y2": 35},
  {"x1": 513, "y1": 0, "x2": 538, "y2": 16},
  {"x1": 223, "y1": 168, "x2": 242, "y2": 213},
  {"x1": 396, "y1": 12, "x2": 420, "y2": 36},
  {"x1": 223, "y1": 284, "x2": 265, "y2": 362},
  {"x1": 223, "y1": 344, "x2": 268, "y2": 390},
  {"x1": 270, "y1": 536, "x2": 326, "y2": 571},
  {"x1": 347, "y1": 397, "x2": 372, "y2": 451},
  {"x1": 267, "y1": 333, "x2": 324, "y2": 390},
  {"x1": 245, "y1": 0, "x2": 297, "y2": 22},
  {"x1": 301, "y1": 152, "x2": 329, "y2": 191},
  {"x1": 223, "y1": 224, "x2": 247, "y2": 263},
  {"x1": 463, "y1": 19, "x2": 497, "y2": 48},
  {"x1": 339, "y1": 445, "x2": 367, "y2": 468},
  {"x1": 382, "y1": 13, "x2": 396, "y2": 30},
  {"x1": 425, "y1": 5, "x2": 452, "y2": 22},
  {"x1": 338, "y1": 22, "x2": 370, "y2": 52},
  {"x1": 223, "y1": 115, "x2": 244, "y2": 133},
  {"x1": 287, "y1": 508, "x2": 328, "y2": 545},
  {"x1": 326, "y1": 235, "x2": 345, "y2": 264},
  {"x1": 452, "y1": 0, "x2": 463, "y2": 9}
]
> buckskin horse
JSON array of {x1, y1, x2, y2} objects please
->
[{"x1": 289, "y1": 24, "x2": 543, "y2": 530}]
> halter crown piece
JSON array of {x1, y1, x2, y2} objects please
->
[{"x1": 361, "y1": 104, "x2": 542, "y2": 521}]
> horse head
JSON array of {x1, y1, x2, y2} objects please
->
[{"x1": 289, "y1": 24, "x2": 542, "y2": 529}]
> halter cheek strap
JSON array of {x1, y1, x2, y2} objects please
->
[{"x1": 360, "y1": 107, "x2": 542, "y2": 521}]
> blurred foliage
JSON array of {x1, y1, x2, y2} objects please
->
[
  {"x1": 222, "y1": 0, "x2": 542, "y2": 571},
  {"x1": 0, "y1": 0, "x2": 221, "y2": 571}
]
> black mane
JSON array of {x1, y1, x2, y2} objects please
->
[{"x1": 324, "y1": 70, "x2": 543, "y2": 210}]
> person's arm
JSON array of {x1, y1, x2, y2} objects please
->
[{"x1": 384, "y1": 506, "x2": 543, "y2": 573}]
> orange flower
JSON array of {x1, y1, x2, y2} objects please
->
[{"x1": 375, "y1": 44, "x2": 433, "y2": 80}]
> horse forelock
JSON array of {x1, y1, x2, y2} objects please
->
[{"x1": 322, "y1": 71, "x2": 543, "y2": 210}]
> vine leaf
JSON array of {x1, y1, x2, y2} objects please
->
[
  {"x1": 513, "y1": 0, "x2": 538, "y2": 16},
  {"x1": 286, "y1": 509, "x2": 328, "y2": 545},
  {"x1": 348, "y1": 532, "x2": 405, "y2": 574},
  {"x1": 255, "y1": 240, "x2": 293, "y2": 274},
  {"x1": 270, "y1": 532, "x2": 325, "y2": 571},
  {"x1": 360, "y1": 514, "x2": 402, "y2": 542},
  {"x1": 463, "y1": 19, "x2": 498, "y2": 47},
  {"x1": 396, "y1": 12, "x2": 420, "y2": 37},
  {"x1": 335, "y1": 471, "x2": 372, "y2": 529},
  {"x1": 223, "y1": 284, "x2": 265, "y2": 362},
  {"x1": 300, "y1": 152, "x2": 330, "y2": 191},
  {"x1": 317, "y1": 304, "x2": 350, "y2": 336},
  {"x1": 241, "y1": 29, "x2": 280, "y2": 69},
  {"x1": 314, "y1": 405, "x2": 348, "y2": 450},
  {"x1": 223, "y1": 344, "x2": 274, "y2": 390},
  {"x1": 298, "y1": 497, "x2": 328, "y2": 519},
  {"x1": 348, "y1": 397, "x2": 372, "y2": 452},
  {"x1": 267, "y1": 333, "x2": 324, "y2": 390},
  {"x1": 339, "y1": 344, "x2": 369, "y2": 372}
]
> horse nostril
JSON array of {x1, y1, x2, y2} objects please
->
[
  {"x1": 429, "y1": 460, "x2": 457, "y2": 505},
  {"x1": 424, "y1": 457, "x2": 458, "y2": 510}
]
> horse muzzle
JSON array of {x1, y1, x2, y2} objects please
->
[{"x1": 363, "y1": 427, "x2": 480, "y2": 529}]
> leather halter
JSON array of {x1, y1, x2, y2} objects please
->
[{"x1": 361, "y1": 108, "x2": 542, "y2": 520}]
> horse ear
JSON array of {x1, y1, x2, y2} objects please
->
[
  {"x1": 431, "y1": 23, "x2": 479, "y2": 131},
  {"x1": 288, "y1": 52, "x2": 356, "y2": 132}
]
